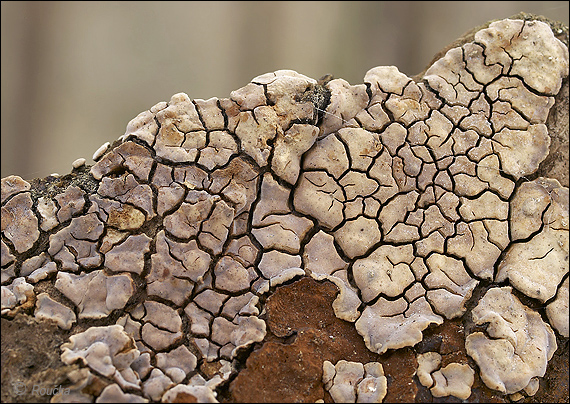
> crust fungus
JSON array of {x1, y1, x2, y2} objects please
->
[
  {"x1": 323, "y1": 360, "x2": 387, "y2": 403},
  {"x1": 355, "y1": 283, "x2": 443, "y2": 355},
  {"x1": 60, "y1": 325, "x2": 140, "y2": 380},
  {"x1": 1, "y1": 277, "x2": 34, "y2": 315},
  {"x1": 546, "y1": 277, "x2": 569, "y2": 337},
  {"x1": 1, "y1": 189, "x2": 39, "y2": 253},
  {"x1": 466, "y1": 287, "x2": 558, "y2": 395},
  {"x1": 55, "y1": 270, "x2": 135, "y2": 319},
  {"x1": 161, "y1": 384, "x2": 218, "y2": 403},
  {"x1": 1, "y1": 16, "x2": 568, "y2": 403},
  {"x1": 430, "y1": 363, "x2": 475, "y2": 400},
  {"x1": 416, "y1": 352, "x2": 475, "y2": 400},
  {"x1": 496, "y1": 178, "x2": 569, "y2": 302},
  {"x1": 34, "y1": 292, "x2": 76, "y2": 330},
  {"x1": 416, "y1": 351, "x2": 442, "y2": 388}
]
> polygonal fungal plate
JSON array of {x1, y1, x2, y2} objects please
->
[{"x1": 1, "y1": 16, "x2": 568, "y2": 403}]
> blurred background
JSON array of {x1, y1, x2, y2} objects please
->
[{"x1": 2, "y1": 1, "x2": 568, "y2": 180}]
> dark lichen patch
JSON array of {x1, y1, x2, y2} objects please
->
[{"x1": 297, "y1": 74, "x2": 333, "y2": 126}]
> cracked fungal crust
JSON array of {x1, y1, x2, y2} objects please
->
[
  {"x1": 1, "y1": 18, "x2": 569, "y2": 403},
  {"x1": 466, "y1": 287, "x2": 557, "y2": 395}
]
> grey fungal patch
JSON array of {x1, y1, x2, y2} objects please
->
[{"x1": 1, "y1": 17, "x2": 568, "y2": 402}]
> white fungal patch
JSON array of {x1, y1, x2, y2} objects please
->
[{"x1": 92, "y1": 141, "x2": 110, "y2": 161}]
